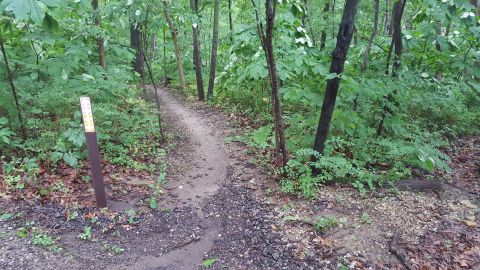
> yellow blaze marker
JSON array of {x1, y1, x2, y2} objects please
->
[{"x1": 80, "y1": 97, "x2": 95, "y2": 132}]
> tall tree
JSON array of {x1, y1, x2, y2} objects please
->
[
  {"x1": 228, "y1": 0, "x2": 233, "y2": 42},
  {"x1": 130, "y1": 23, "x2": 144, "y2": 79},
  {"x1": 378, "y1": 0, "x2": 406, "y2": 136},
  {"x1": 163, "y1": 0, "x2": 186, "y2": 93},
  {"x1": 251, "y1": 0, "x2": 289, "y2": 166},
  {"x1": 92, "y1": 0, "x2": 107, "y2": 71},
  {"x1": 190, "y1": 0, "x2": 205, "y2": 100},
  {"x1": 313, "y1": 0, "x2": 360, "y2": 156},
  {"x1": 360, "y1": 0, "x2": 380, "y2": 71},
  {"x1": 207, "y1": 0, "x2": 220, "y2": 99},
  {"x1": 320, "y1": 1, "x2": 330, "y2": 50}
]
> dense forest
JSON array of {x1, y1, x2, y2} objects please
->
[{"x1": 0, "y1": 0, "x2": 479, "y2": 269}]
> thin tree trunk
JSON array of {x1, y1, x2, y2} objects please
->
[
  {"x1": 228, "y1": 0, "x2": 233, "y2": 42},
  {"x1": 144, "y1": 54, "x2": 164, "y2": 139},
  {"x1": 151, "y1": 34, "x2": 157, "y2": 60},
  {"x1": 385, "y1": 0, "x2": 406, "y2": 76},
  {"x1": 130, "y1": 24, "x2": 144, "y2": 79},
  {"x1": 0, "y1": 36, "x2": 26, "y2": 139},
  {"x1": 163, "y1": 27, "x2": 168, "y2": 84},
  {"x1": 391, "y1": 0, "x2": 406, "y2": 76},
  {"x1": 92, "y1": 0, "x2": 107, "y2": 71},
  {"x1": 383, "y1": 0, "x2": 390, "y2": 34},
  {"x1": 378, "y1": 0, "x2": 406, "y2": 136},
  {"x1": 435, "y1": 21, "x2": 442, "y2": 79},
  {"x1": 251, "y1": 0, "x2": 289, "y2": 166},
  {"x1": 163, "y1": 0, "x2": 186, "y2": 93},
  {"x1": 190, "y1": 0, "x2": 205, "y2": 100},
  {"x1": 360, "y1": 0, "x2": 380, "y2": 71},
  {"x1": 320, "y1": 1, "x2": 330, "y2": 50},
  {"x1": 313, "y1": 0, "x2": 360, "y2": 156},
  {"x1": 207, "y1": 0, "x2": 220, "y2": 99}
]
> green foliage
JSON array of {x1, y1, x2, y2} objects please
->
[
  {"x1": 0, "y1": 117, "x2": 14, "y2": 145},
  {"x1": 104, "y1": 243, "x2": 124, "y2": 255},
  {"x1": 313, "y1": 216, "x2": 339, "y2": 232},
  {"x1": 126, "y1": 209, "x2": 136, "y2": 224},
  {"x1": 202, "y1": 258, "x2": 217, "y2": 267},
  {"x1": 361, "y1": 212, "x2": 372, "y2": 225},
  {"x1": 78, "y1": 226, "x2": 92, "y2": 241},
  {"x1": 32, "y1": 233, "x2": 53, "y2": 247}
]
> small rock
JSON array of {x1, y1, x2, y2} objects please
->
[
  {"x1": 460, "y1": 199, "x2": 477, "y2": 209},
  {"x1": 465, "y1": 220, "x2": 477, "y2": 228},
  {"x1": 466, "y1": 215, "x2": 476, "y2": 221}
]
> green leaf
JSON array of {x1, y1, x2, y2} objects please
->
[
  {"x1": 39, "y1": 0, "x2": 60, "y2": 7},
  {"x1": 252, "y1": 126, "x2": 271, "y2": 148},
  {"x1": 17, "y1": 227, "x2": 28, "y2": 238},
  {"x1": 0, "y1": 213, "x2": 13, "y2": 220},
  {"x1": 42, "y1": 13, "x2": 59, "y2": 33},
  {"x1": 0, "y1": 0, "x2": 45, "y2": 24},
  {"x1": 63, "y1": 152, "x2": 78, "y2": 167},
  {"x1": 149, "y1": 197, "x2": 158, "y2": 209},
  {"x1": 202, "y1": 258, "x2": 217, "y2": 267}
]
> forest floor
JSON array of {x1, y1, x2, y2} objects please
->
[{"x1": 0, "y1": 86, "x2": 479, "y2": 269}]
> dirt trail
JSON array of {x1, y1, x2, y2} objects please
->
[
  {"x1": 157, "y1": 87, "x2": 227, "y2": 211},
  {"x1": 124, "y1": 86, "x2": 227, "y2": 269}
]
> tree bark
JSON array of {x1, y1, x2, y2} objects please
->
[
  {"x1": 228, "y1": 0, "x2": 233, "y2": 42},
  {"x1": 0, "y1": 36, "x2": 26, "y2": 139},
  {"x1": 130, "y1": 23, "x2": 144, "y2": 79},
  {"x1": 383, "y1": 0, "x2": 390, "y2": 34},
  {"x1": 391, "y1": 0, "x2": 406, "y2": 76},
  {"x1": 92, "y1": 0, "x2": 107, "y2": 71},
  {"x1": 320, "y1": 1, "x2": 330, "y2": 50},
  {"x1": 163, "y1": 27, "x2": 168, "y2": 84},
  {"x1": 360, "y1": 0, "x2": 379, "y2": 72},
  {"x1": 313, "y1": 0, "x2": 360, "y2": 156},
  {"x1": 163, "y1": 0, "x2": 186, "y2": 93},
  {"x1": 207, "y1": 0, "x2": 220, "y2": 99},
  {"x1": 378, "y1": 0, "x2": 406, "y2": 136},
  {"x1": 251, "y1": 0, "x2": 289, "y2": 166},
  {"x1": 190, "y1": 0, "x2": 205, "y2": 100},
  {"x1": 385, "y1": 0, "x2": 406, "y2": 76}
]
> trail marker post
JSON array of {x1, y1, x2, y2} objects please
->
[{"x1": 80, "y1": 97, "x2": 107, "y2": 208}]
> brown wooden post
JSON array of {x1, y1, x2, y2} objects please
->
[{"x1": 80, "y1": 97, "x2": 107, "y2": 208}]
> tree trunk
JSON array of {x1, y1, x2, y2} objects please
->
[
  {"x1": 251, "y1": 0, "x2": 289, "y2": 166},
  {"x1": 383, "y1": 0, "x2": 390, "y2": 34},
  {"x1": 130, "y1": 24, "x2": 144, "y2": 79},
  {"x1": 92, "y1": 0, "x2": 107, "y2": 71},
  {"x1": 190, "y1": 0, "x2": 205, "y2": 100},
  {"x1": 163, "y1": 27, "x2": 168, "y2": 84},
  {"x1": 378, "y1": 0, "x2": 406, "y2": 136},
  {"x1": 313, "y1": 0, "x2": 360, "y2": 156},
  {"x1": 360, "y1": 0, "x2": 380, "y2": 72},
  {"x1": 163, "y1": 0, "x2": 186, "y2": 93},
  {"x1": 391, "y1": 0, "x2": 406, "y2": 76},
  {"x1": 207, "y1": 0, "x2": 220, "y2": 99},
  {"x1": 228, "y1": 0, "x2": 233, "y2": 42},
  {"x1": 320, "y1": 1, "x2": 330, "y2": 50},
  {"x1": 0, "y1": 36, "x2": 26, "y2": 139}
]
